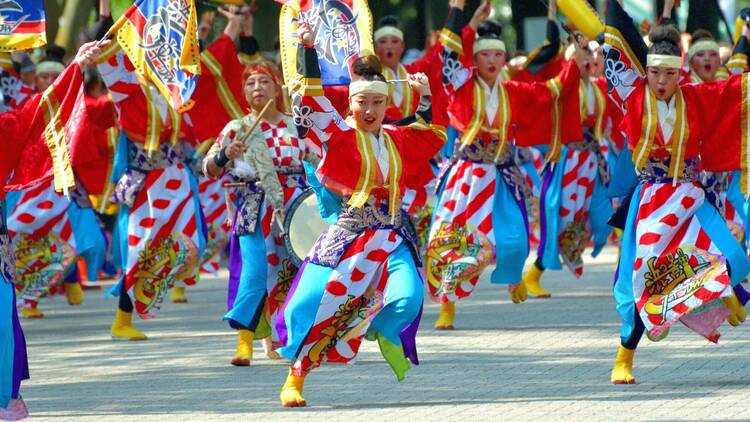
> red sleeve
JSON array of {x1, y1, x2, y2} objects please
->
[
  {"x1": 510, "y1": 60, "x2": 581, "y2": 147},
  {"x1": 0, "y1": 109, "x2": 27, "y2": 196},
  {"x1": 7, "y1": 63, "x2": 85, "y2": 191},
  {"x1": 187, "y1": 34, "x2": 250, "y2": 142},
  {"x1": 69, "y1": 95, "x2": 118, "y2": 195},
  {"x1": 390, "y1": 124, "x2": 444, "y2": 190},
  {"x1": 692, "y1": 74, "x2": 748, "y2": 172}
]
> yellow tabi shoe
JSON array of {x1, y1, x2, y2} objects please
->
[
  {"x1": 110, "y1": 309, "x2": 147, "y2": 341},
  {"x1": 22, "y1": 306, "x2": 44, "y2": 319},
  {"x1": 231, "y1": 329, "x2": 254, "y2": 366},
  {"x1": 280, "y1": 369, "x2": 306, "y2": 407},
  {"x1": 522, "y1": 265, "x2": 551, "y2": 298},
  {"x1": 262, "y1": 336, "x2": 283, "y2": 360},
  {"x1": 171, "y1": 286, "x2": 188, "y2": 303},
  {"x1": 508, "y1": 281, "x2": 528, "y2": 304},
  {"x1": 610, "y1": 345, "x2": 636, "y2": 384},
  {"x1": 723, "y1": 294, "x2": 747, "y2": 327},
  {"x1": 65, "y1": 282, "x2": 84, "y2": 305},
  {"x1": 434, "y1": 301, "x2": 455, "y2": 330}
]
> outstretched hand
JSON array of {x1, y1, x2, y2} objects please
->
[{"x1": 75, "y1": 40, "x2": 109, "y2": 66}]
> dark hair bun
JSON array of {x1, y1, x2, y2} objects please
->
[
  {"x1": 477, "y1": 20, "x2": 503, "y2": 38},
  {"x1": 43, "y1": 44, "x2": 66, "y2": 64},
  {"x1": 353, "y1": 55, "x2": 383, "y2": 77},
  {"x1": 378, "y1": 15, "x2": 400, "y2": 29},
  {"x1": 648, "y1": 24, "x2": 681, "y2": 56},
  {"x1": 649, "y1": 25, "x2": 680, "y2": 47},
  {"x1": 691, "y1": 28, "x2": 715, "y2": 43}
]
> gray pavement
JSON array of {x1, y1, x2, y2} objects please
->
[{"x1": 18, "y1": 248, "x2": 750, "y2": 421}]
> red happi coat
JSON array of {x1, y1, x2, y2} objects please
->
[
  {"x1": 447, "y1": 60, "x2": 581, "y2": 160},
  {"x1": 316, "y1": 123, "x2": 444, "y2": 205},
  {"x1": 5, "y1": 63, "x2": 85, "y2": 193},
  {"x1": 620, "y1": 75, "x2": 750, "y2": 178}
]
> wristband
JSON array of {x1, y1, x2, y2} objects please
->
[{"x1": 214, "y1": 146, "x2": 230, "y2": 168}]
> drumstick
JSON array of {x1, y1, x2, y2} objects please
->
[{"x1": 236, "y1": 99, "x2": 275, "y2": 147}]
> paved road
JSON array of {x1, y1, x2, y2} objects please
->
[{"x1": 18, "y1": 248, "x2": 750, "y2": 421}]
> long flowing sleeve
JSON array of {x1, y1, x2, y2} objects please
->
[
  {"x1": 186, "y1": 34, "x2": 250, "y2": 144},
  {"x1": 691, "y1": 74, "x2": 750, "y2": 182},
  {"x1": 290, "y1": 44, "x2": 351, "y2": 153},
  {"x1": 510, "y1": 59, "x2": 582, "y2": 163},
  {"x1": 439, "y1": 7, "x2": 473, "y2": 98},
  {"x1": 603, "y1": 0, "x2": 648, "y2": 112}
]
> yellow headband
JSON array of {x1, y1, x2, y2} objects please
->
[
  {"x1": 687, "y1": 40, "x2": 720, "y2": 60},
  {"x1": 374, "y1": 26, "x2": 404, "y2": 42},
  {"x1": 646, "y1": 54, "x2": 682, "y2": 69},
  {"x1": 349, "y1": 80, "x2": 389, "y2": 97},
  {"x1": 473, "y1": 38, "x2": 506, "y2": 54}
]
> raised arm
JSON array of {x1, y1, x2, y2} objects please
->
[
  {"x1": 439, "y1": 3, "x2": 473, "y2": 97},
  {"x1": 290, "y1": 23, "x2": 350, "y2": 151},
  {"x1": 522, "y1": 0, "x2": 562, "y2": 75},
  {"x1": 724, "y1": 25, "x2": 750, "y2": 74},
  {"x1": 603, "y1": 0, "x2": 649, "y2": 111}
]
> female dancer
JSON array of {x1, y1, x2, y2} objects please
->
[
  {"x1": 427, "y1": 4, "x2": 585, "y2": 329},
  {"x1": 274, "y1": 25, "x2": 443, "y2": 407},
  {"x1": 96, "y1": 44, "x2": 206, "y2": 339},
  {"x1": 203, "y1": 60, "x2": 318, "y2": 366},
  {"x1": 6, "y1": 45, "x2": 108, "y2": 319},
  {"x1": 605, "y1": 0, "x2": 750, "y2": 384},
  {"x1": 1, "y1": 40, "x2": 105, "y2": 420}
]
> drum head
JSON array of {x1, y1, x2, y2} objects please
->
[{"x1": 283, "y1": 189, "x2": 330, "y2": 266}]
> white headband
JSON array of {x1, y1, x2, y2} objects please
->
[
  {"x1": 37, "y1": 60, "x2": 65, "y2": 74},
  {"x1": 687, "y1": 40, "x2": 720, "y2": 60},
  {"x1": 473, "y1": 38, "x2": 506, "y2": 54},
  {"x1": 646, "y1": 54, "x2": 682, "y2": 69},
  {"x1": 374, "y1": 26, "x2": 404, "y2": 42},
  {"x1": 349, "y1": 80, "x2": 389, "y2": 97}
]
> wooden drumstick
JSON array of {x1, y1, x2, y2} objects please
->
[{"x1": 238, "y1": 98, "x2": 275, "y2": 146}]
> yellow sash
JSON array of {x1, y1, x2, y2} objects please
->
[{"x1": 348, "y1": 129, "x2": 403, "y2": 222}]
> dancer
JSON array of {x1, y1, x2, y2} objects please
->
[
  {"x1": 203, "y1": 58, "x2": 318, "y2": 366},
  {"x1": 521, "y1": 31, "x2": 616, "y2": 299},
  {"x1": 605, "y1": 0, "x2": 750, "y2": 384},
  {"x1": 274, "y1": 25, "x2": 443, "y2": 407},
  {"x1": 1, "y1": 40, "x2": 105, "y2": 420},
  {"x1": 96, "y1": 37, "x2": 206, "y2": 339},
  {"x1": 6, "y1": 45, "x2": 108, "y2": 319},
  {"x1": 426, "y1": 2, "x2": 585, "y2": 329}
]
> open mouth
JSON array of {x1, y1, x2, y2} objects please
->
[
  {"x1": 657, "y1": 88, "x2": 666, "y2": 97},
  {"x1": 364, "y1": 117, "x2": 377, "y2": 125},
  {"x1": 704, "y1": 65, "x2": 712, "y2": 73},
  {"x1": 386, "y1": 51, "x2": 393, "y2": 59},
  {"x1": 488, "y1": 66, "x2": 497, "y2": 73}
]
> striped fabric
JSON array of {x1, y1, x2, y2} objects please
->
[
  {"x1": 198, "y1": 175, "x2": 229, "y2": 275},
  {"x1": 291, "y1": 229, "x2": 402, "y2": 373},
  {"x1": 556, "y1": 148, "x2": 598, "y2": 277},
  {"x1": 632, "y1": 182, "x2": 733, "y2": 340},
  {"x1": 124, "y1": 163, "x2": 201, "y2": 318},
  {"x1": 427, "y1": 160, "x2": 496, "y2": 301},
  {"x1": 8, "y1": 180, "x2": 76, "y2": 303}
]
